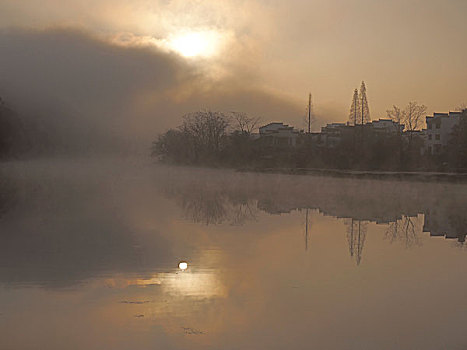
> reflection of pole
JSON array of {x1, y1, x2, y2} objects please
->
[
  {"x1": 348, "y1": 219, "x2": 355, "y2": 257},
  {"x1": 308, "y1": 94, "x2": 312, "y2": 134},
  {"x1": 357, "y1": 221, "x2": 362, "y2": 265},
  {"x1": 305, "y1": 208, "x2": 309, "y2": 251}
]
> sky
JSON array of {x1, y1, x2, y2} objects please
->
[{"x1": 0, "y1": 0, "x2": 466, "y2": 151}]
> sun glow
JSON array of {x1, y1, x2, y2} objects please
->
[{"x1": 168, "y1": 30, "x2": 221, "y2": 58}]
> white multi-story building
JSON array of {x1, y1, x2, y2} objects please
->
[
  {"x1": 424, "y1": 110, "x2": 466, "y2": 155},
  {"x1": 258, "y1": 122, "x2": 301, "y2": 147}
]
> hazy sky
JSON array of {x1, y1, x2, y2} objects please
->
[{"x1": 0, "y1": 0, "x2": 466, "y2": 149}]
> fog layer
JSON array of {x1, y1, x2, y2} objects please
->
[{"x1": 0, "y1": 28, "x2": 302, "y2": 155}]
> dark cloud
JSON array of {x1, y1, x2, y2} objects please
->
[{"x1": 0, "y1": 27, "x2": 302, "y2": 155}]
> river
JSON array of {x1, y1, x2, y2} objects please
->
[{"x1": 1, "y1": 158, "x2": 467, "y2": 349}]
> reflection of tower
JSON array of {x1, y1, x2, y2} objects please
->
[{"x1": 346, "y1": 219, "x2": 367, "y2": 265}]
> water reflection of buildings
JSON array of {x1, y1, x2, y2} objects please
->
[
  {"x1": 160, "y1": 168, "x2": 467, "y2": 264},
  {"x1": 261, "y1": 200, "x2": 467, "y2": 263},
  {"x1": 423, "y1": 207, "x2": 467, "y2": 243}
]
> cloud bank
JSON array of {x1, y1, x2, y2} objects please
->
[{"x1": 0, "y1": 27, "x2": 302, "y2": 154}]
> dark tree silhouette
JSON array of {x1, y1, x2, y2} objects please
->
[
  {"x1": 231, "y1": 112, "x2": 260, "y2": 135},
  {"x1": 387, "y1": 101, "x2": 427, "y2": 168},
  {"x1": 359, "y1": 81, "x2": 371, "y2": 124},
  {"x1": 387, "y1": 101, "x2": 426, "y2": 133},
  {"x1": 153, "y1": 110, "x2": 231, "y2": 164},
  {"x1": 348, "y1": 88, "x2": 360, "y2": 126}
]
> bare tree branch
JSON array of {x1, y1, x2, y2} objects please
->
[{"x1": 231, "y1": 112, "x2": 261, "y2": 135}]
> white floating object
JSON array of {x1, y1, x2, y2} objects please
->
[{"x1": 178, "y1": 261, "x2": 188, "y2": 271}]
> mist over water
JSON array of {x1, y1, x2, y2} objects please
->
[
  {"x1": 1, "y1": 157, "x2": 467, "y2": 349},
  {"x1": 1, "y1": 0, "x2": 467, "y2": 348}
]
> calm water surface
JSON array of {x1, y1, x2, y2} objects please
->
[{"x1": 1, "y1": 158, "x2": 467, "y2": 350}]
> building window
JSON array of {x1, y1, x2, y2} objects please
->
[
  {"x1": 428, "y1": 134, "x2": 432, "y2": 140},
  {"x1": 428, "y1": 124, "x2": 432, "y2": 129},
  {"x1": 436, "y1": 123, "x2": 441, "y2": 129},
  {"x1": 435, "y1": 134, "x2": 440, "y2": 140},
  {"x1": 434, "y1": 144, "x2": 442, "y2": 153}
]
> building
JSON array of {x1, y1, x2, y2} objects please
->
[
  {"x1": 424, "y1": 110, "x2": 466, "y2": 155},
  {"x1": 371, "y1": 119, "x2": 404, "y2": 133},
  {"x1": 312, "y1": 119, "x2": 403, "y2": 149},
  {"x1": 258, "y1": 122, "x2": 301, "y2": 147},
  {"x1": 316, "y1": 123, "x2": 350, "y2": 148}
]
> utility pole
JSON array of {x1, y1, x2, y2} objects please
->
[
  {"x1": 308, "y1": 93, "x2": 312, "y2": 133},
  {"x1": 353, "y1": 89, "x2": 358, "y2": 125}
]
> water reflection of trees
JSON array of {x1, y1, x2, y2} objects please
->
[
  {"x1": 345, "y1": 219, "x2": 367, "y2": 265},
  {"x1": 180, "y1": 194, "x2": 258, "y2": 226},
  {"x1": 159, "y1": 166, "x2": 467, "y2": 260},
  {"x1": 164, "y1": 183, "x2": 258, "y2": 225},
  {"x1": 385, "y1": 216, "x2": 422, "y2": 248}
]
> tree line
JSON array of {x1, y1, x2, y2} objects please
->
[
  {"x1": 152, "y1": 110, "x2": 261, "y2": 167},
  {"x1": 152, "y1": 107, "x2": 467, "y2": 172}
]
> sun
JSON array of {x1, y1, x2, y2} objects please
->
[
  {"x1": 178, "y1": 261, "x2": 188, "y2": 270},
  {"x1": 168, "y1": 30, "x2": 221, "y2": 58}
]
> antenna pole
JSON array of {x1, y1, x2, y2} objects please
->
[
  {"x1": 305, "y1": 208, "x2": 309, "y2": 251},
  {"x1": 308, "y1": 93, "x2": 312, "y2": 133}
]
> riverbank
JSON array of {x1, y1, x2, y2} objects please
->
[{"x1": 239, "y1": 167, "x2": 467, "y2": 183}]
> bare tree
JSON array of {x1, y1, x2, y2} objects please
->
[
  {"x1": 181, "y1": 110, "x2": 230, "y2": 157},
  {"x1": 387, "y1": 105, "x2": 402, "y2": 125},
  {"x1": 231, "y1": 112, "x2": 261, "y2": 135},
  {"x1": 404, "y1": 101, "x2": 427, "y2": 132},
  {"x1": 387, "y1": 101, "x2": 427, "y2": 165},
  {"x1": 454, "y1": 103, "x2": 467, "y2": 112},
  {"x1": 387, "y1": 101, "x2": 427, "y2": 133}
]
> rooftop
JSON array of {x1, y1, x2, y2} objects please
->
[{"x1": 260, "y1": 122, "x2": 290, "y2": 127}]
